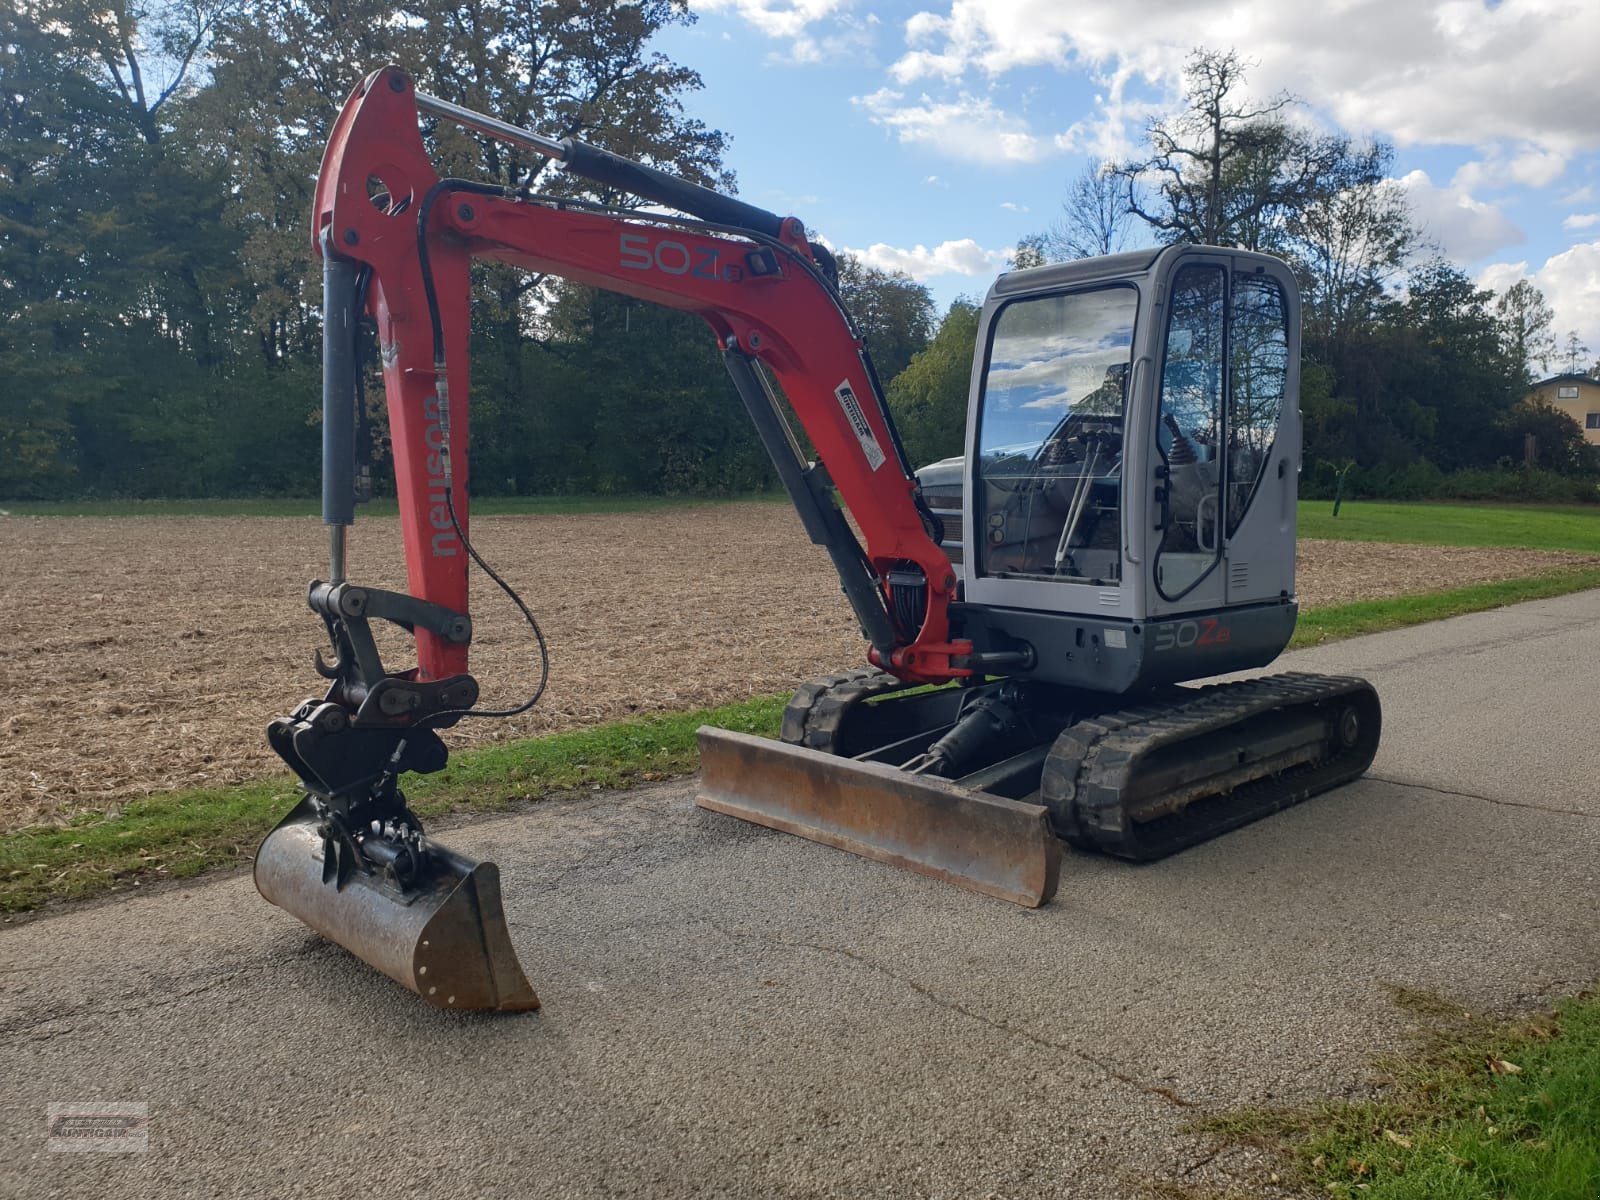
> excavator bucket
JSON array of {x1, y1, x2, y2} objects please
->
[
  {"x1": 695, "y1": 728, "x2": 1062, "y2": 907},
  {"x1": 254, "y1": 799, "x2": 538, "y2": 1012}
]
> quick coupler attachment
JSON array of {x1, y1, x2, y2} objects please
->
[{"x1": 255, "y1": 795, "x2": 538, "y2": 1012}]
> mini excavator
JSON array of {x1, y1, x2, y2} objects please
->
[{"x1": 257, "y1": 68, "x2": 1381, "y2": 1011}]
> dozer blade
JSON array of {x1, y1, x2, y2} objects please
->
[
  {"x1": 254, "y1": 801, "x2": 538, "y2": 1012},
  {"x1": 695, "y1": 728, "x2": 1062, "y2": 907}
]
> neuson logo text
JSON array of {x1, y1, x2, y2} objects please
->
[
  {"x1": 422, "y1": 393, "x2": 459, "y2": 558},
  {"x1": 835, "y1": 379, "x2": 886, "y2": 471}
]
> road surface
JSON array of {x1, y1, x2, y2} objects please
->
[{"x1": 4, "y1": 592, "x2": 1599, "y2": 1198}]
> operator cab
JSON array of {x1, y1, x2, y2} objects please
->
[{"x1": 924, "y1": 244, "x2": 1302, "y2": 692}]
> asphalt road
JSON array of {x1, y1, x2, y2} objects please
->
[{"x1": 4, "y1": 592, "x2": 1599, "y2": 1199}]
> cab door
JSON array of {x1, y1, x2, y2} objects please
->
[
  {"x1": 1146, "y1": 251, "x2": 1298, "y2": 615},
  {"x1": 1219, "y1": 263, "x2": 1298, "y2": 605}
]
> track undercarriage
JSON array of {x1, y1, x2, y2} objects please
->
[{"x1": 764, "y1": 667, "x2": 1381, "y2": 864}]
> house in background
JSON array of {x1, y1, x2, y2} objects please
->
[{"x1": 1527, "y1": 374, "x2": 1600, "y2": 445}]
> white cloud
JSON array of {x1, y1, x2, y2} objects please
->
[
  {"x1": 1395, "y1": 170, "x2": 1524, "y2": 262},
  {"x1": 853, "y1": 89, "x2": 1051, "y2": 163},
  {"x1": 884, "y1": 0, "x2": 1600, "y2": 158},
  {"x1": 694, "y1": 0, "x2": 876, "y2": 63},
  {"x1": 1475, "y1": 260, "x2": 1530, "y2": 296},
  {"x1": 694, "y1": 0, "x2": 849, "y2": 41},
  {"x1": 844, "y1": 238, "x2": 1012, "y2": 279},
  {"x1": 904, "y1": 10, "x2": 947, "y2": 43},
  {"x1": 1563, "y1": 213, "x2": 1600, "y2": 231},
  {"x1": 1562, "y1": 186, "x2": 1597, "y2": 206},
  {"x1": 1000, "y1": 201, "x2": 1029, "y2": 212},
  {"x1": 1056, "y1": 68, "x2": 1166, "y2": 163},
  {"x1": 1453, "y1": 147, "x2": 1568, "y2": 192},
  {"x1": 1477, "y1": 242, "x2": 1600, "y2": 370},
  {"x1": 1535, "y1": 241, "x2": 1600, "y2": 359}
]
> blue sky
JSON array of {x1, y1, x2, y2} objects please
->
[{"x1": 654, "y1": 0, "x2": 1600, "y2": 370}]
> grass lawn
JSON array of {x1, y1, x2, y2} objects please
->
[
  {"x1": 1299, "y1": 500, "x2": 1600, "y2": 553},
  {"x1": 0, "y1": 694, "x2": 787, "y2": 913},
  {"x1": 1195, "y1": 987, "x2": 1600, "y2": 1199},
  {"x1": 1290, "y1": 566, "x2": 1600, "y2": 647}
]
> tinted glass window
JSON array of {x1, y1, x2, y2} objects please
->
[
  {"x1": 1154, "y1": 264, "x2": 1225, "y2": 599},
  {"x1": 1226, "y1": 273, "x2": 1289, "y2": 536},
  {"x1": 975, "y1": 286, "x2": 1136, "y2": 585}
]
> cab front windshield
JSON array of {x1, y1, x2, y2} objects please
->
[{"x1": 976, "y1": 286, "x2": 1137, "y2": 585}]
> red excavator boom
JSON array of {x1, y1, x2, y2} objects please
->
[
  {"x1": 257, "y1": 67, "x2": 1061, "y2": 1013},
  {"x1": 314, "y1": 66, "x2": 969, "y2": 685}
]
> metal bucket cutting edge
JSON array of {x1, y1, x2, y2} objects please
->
[{"x1": 254, "y1": 804, "x2": 538, "y2": 1013}]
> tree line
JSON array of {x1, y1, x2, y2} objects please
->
[
  {"x1": 1, "y1": 0, "x2": 940, "y2": 499},
  {"x1": 2, "y1": 21, "x2": 1592, "y2": 503}
]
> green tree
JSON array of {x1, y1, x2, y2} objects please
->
[
  {"x1": 531, "y1": 285, "x2": 773, "y2": 495},
  {"x1": 1501, "y1": 398, "x2": 1594, "y2": 475},
  {"x1": 51, "y1": 0, "x2": 234, "y2": 145},
  {"x1": 834, "y1": 253, "x2": 934, "y2": 386},
  {"x1": 0, "y1": 5, "x2": 101, "y2": 494},
  {"x1": 887, "y1": 300, "x2": 981, "y2": 467},
  {"x1": 1009, "y1": 236, "x2": 1047, "y2": 269},
  {"x1": 1380, "y1": 261, "x2": 1521, "y2": 471},
  {"x1": 1289, "y1": 142, "x2": 1415, "y2": 350},
  {"x1": 186, "y1": 0, "x2": 738, "y2": 493},
  {"x1": 194, "y1": 0, "x2": 727, "y2": 343},
  {"x1": 1495, "y1": 279, "x2": 1557, "y2": 385},
  {"x1": 0, "y1": 0, "x2": 251, "y2": 497}
]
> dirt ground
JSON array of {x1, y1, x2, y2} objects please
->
[{"x1": 1, "y1": 502, "x2": 1591, "y2": 830}]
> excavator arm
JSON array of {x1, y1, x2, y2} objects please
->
[
  {"x1": 256, "y1": 69, "x2": 1060, "y2": 1013},
  {"x1": 314, "y1": 66, "x2": 968, "y2": 686}
]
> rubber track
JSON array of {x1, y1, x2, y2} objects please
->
[
  {"x1": 780, "y1": 668, "x2": 911, "y2": 751},
  {"x1": 1040, "y1": 672, "x2": 1381, "y2": 861}
]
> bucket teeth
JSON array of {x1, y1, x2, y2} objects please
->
[{"x1": 254, "y1": 800, "x2": 538, "y2": 1012}]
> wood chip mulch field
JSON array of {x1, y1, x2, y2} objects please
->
[{"x1": 1, "y1": 503, "x2": 1591, "y2": 831}]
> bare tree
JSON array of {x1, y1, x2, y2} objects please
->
[
  {"x1": 1044, "y1": 159, "x2": 1136, "y2": 260},
  {"x1": 1118, "y1": 47, "x2": 1357, "y2": 253},
  {"x1": 1563, "y1": 330, "x2": 1590, "y2": 375}
]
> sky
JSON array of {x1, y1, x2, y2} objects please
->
[{"x1": 652, "y1": 0, "x2": 1600, "y2": 373}]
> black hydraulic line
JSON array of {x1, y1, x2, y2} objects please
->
[
  {"x1": 722, "y1": 348, "x2": 898, "y2": 660},
  {"x1": 558, "y1": 141, "x2": 786, "y2": 240},
  {"x1": 321, "y1": 241, "x2": 360, "y2": 529},
  {"x1": 414, "y1": 87, "x2": 787, "y2": 241},
  {"x1": 411, "y1": 180, "x2": 551, "y2": 724}
]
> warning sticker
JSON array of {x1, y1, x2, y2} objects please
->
[{"x1": 835, "y1": 380, "x2": 887, "y2": 471}]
